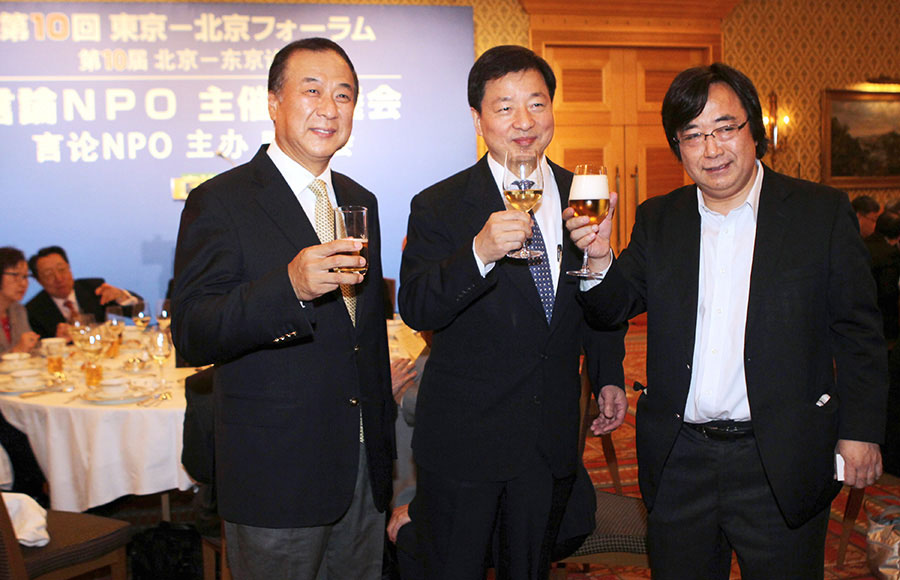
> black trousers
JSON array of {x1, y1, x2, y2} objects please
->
[
  {"x1": 647, "y1": 424, "x2": 828, "y2": 580},
  {"x1": 412, "y1": 450, "x2": 574, "y2": 580}
]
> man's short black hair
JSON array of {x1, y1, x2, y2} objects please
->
[
  {"x1": 268, "y1": 37, "x2": 359, "y2": 101},
  {"x1": 876, "y1": 211, "x2": 900, "y2": 240},
  {"x1": 661, "y1": 62, "x2": 768, "y2": 162},
  {"x1": 852, "y1": 195, "x2": 881, "y2": 215},
  {"x1": 28, "y1": 246, "x2": 68, "y2": 278},
  {"x1": 467, "y1": 45, "x2": 556, "y2": 113}
]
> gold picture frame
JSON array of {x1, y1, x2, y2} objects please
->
[{"x1": 821, "y1": 89, "x2": 900, "y2": 188}]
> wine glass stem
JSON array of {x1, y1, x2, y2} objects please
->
[
  {"x1": 157, "y1": 363, "x2": 164, "y2": 388},
  {"x1": 581, "y1": 248, "x2": 591, "y2": 272}
]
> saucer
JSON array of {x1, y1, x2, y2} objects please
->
[{"x1": 81, "y1": 391, "x2": 149, "y2": 405}]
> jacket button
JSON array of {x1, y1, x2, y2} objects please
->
[
  {"x1": 349, "y1": 397, "x2": 359, "y2": 407},
  {"x1": 354, "y1": 345, "x2": 360, "y2": 352},
  {"x1": 533, "y1": 395, "x2": 541, "y2": 405}
]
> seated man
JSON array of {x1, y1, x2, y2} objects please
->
[{"x1": 26, "y1": 246, "x2": 138, "y2": 339}]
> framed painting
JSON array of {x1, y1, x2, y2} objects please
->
[{"x1": 821, "y1": 89, "x2": 900, "y2": 188}]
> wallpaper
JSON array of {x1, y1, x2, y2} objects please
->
[
  {"x1": 723, "y1": 0, "x2": 900, "y2": 204},
  {"x1": 238, "y1": 0, "x2": 529, "y2": 57}
]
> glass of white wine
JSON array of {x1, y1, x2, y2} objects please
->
[
  {"x1": 566, "y1": 164, "x2": 610, "y2": 279},
  {"x1": 502, "y1": 151, "x2": 544, "y2": 259},
  {"x1": 157, "y1": 299, "x2": 172, "y2": 332},
  {"x1": 104, "y1": 306, "x2": 124, "y2": 357},
  {"x1": 131, "y1": 300, "x2": 151, "y2": 332},
  {"x1": 334, "y1": 206, "x2": 369, "y2": 277},
  {"x1": 147, "y1": 329, "x2": 172, "y2": 388}
]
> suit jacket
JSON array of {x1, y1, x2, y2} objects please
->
[
  {"x1": 26, "y1": 278, "x2": 107, "y2": 339},
  {"x1": 172, "y1": 145, "x2": 394, "y2": 527},
  {"x1": 0, "y1": 302, "x2": 33, "y2": 354},
  {"x1": 864, "y1": 233, "x2": 900, "y2": 341},
  {"x1": 582, "y1": 163, "x2": 887, "y2": 527},
  {"x1": 398, "y1": 155, "x2": 625, "y2": 482}
]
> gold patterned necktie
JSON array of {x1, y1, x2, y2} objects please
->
[{"x1": 309, "y1": 179, "x2": 357, "y2": 326}]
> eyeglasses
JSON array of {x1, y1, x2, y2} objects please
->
[
  {"x1": 674, "y1": 119, "x2": 749, "y2": 149},
  {"x1": 2, "y1": 272, "x2": 29, "y2": 281}
]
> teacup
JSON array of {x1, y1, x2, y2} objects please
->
[
  {"x1": 2, "y1": 352, "x2": 30, "y2": 371},
  {"x1": 98, "y1": 377, "x2": 128, "y2": 398},
  {"x1": 10, "y1": 369, "x2": 42, "y2": 386}
]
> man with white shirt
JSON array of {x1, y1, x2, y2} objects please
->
[
  {"x1": 172, "y1": 38, "x2": 393, "y2": 579},
  {"x1": 26, "y1": 245, "x2": 138, "y2": 339},
  {"x1": 398, "y1": 45, "x2": 627, "y2": 579},
  {"x1": 565, "y1": 63, "x2": 887, "y2": 579}
]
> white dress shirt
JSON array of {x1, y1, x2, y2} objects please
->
[
  {"x1": 474, "y1": 154, "x2": 563, "y2": 293},
  {"x1": 685, "y1": 160, "x2": 763, "y2": 423},
  {"x1": 267, "y1": 141, "x2": 338, "y2": 223}
]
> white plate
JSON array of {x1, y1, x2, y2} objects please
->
[
  {"x1": 0, "y1": 381, "x2": 50, "y2": 394},
  {"x1": 80, "y1": 392, "x2": 150, "y2": 405}
]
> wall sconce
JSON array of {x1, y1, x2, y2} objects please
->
[{"x1": 762, "y1": 92, "x2": 790, "y2": 159}]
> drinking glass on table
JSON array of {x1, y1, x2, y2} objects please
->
[
  {"x1": 72, "y1": 325, "x2": 107, "y2": 388},
  {"x1": 334, "y1": 206, "x2": 369, "y2": 277},
  {"x1": 502, "y1": 151, "x2": 544, "y2": 259},
  {"x1": 156, "y1": 299, "x2": 172, "y2": 332},
  {"x1": 42, "y1": 337, "x2": 67, "y2": 383},
  {"x1": 131, "y1": 300, "x2": 151, "y2": 331},
  {"x1": 104, "y1": 306, "x2": 125, "y2": 357},
  {"x1": 147, "y1": 329, "x2": 172, "y2": 388},
  {"x1": 566, "y1": 164, "x2": 610, "y2": 279}
]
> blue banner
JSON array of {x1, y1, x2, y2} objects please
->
[{"x1": 0, "y1": 2, "x2": 475, "y2": 307}]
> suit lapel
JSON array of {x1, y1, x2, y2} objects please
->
[
  {"x1": 462, "y1": 156, "x2": 550, "y2": 323},
  {"x1": 746, "y1": 165, "x2": 790, "y2": 338},
  {"x1": 665, "y1": 187, "x2": 702, "y2": 366},
  {"x1": 548, "y1": 161, "x2": 579, "y2": 333},
  {"x1": 248, "y1": 148, "x2": 321, "y2": 253}
]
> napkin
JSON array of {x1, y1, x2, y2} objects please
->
[{"x1": 2, "y1": 492, "x2": 49, "y2": 546}]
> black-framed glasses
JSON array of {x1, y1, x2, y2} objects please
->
[{"x1": 674, "y1": 119, "x2": 749, "y2": 148}]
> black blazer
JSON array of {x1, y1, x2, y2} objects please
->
[
  {"x1": 581, "y1": 164, "x2": 888, "y2": 527},
  {"x1": 172, "y1": 146, "x2": 394, "y2": 527},
  {"x1": 26, "y1": 278, "x2": 111, "y2": 338},
  {"x1": 399, "y1": 155, "x2": 625, "y2": 482}
]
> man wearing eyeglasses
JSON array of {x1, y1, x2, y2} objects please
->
[
  {"x1": 564, "y1": 63, "x2": 887, "y2": 578},
  {"x1": 25, "y1": 246, "x2": 137, "y2": 339}
]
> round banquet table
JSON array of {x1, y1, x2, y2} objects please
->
[{"x1": 0, "y1": 355, "x2": 195, "y2": 513}]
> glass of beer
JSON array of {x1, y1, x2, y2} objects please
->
[
  {"x1": 502, "y1": 150, "x2": 544, "y2": 259},
  {"x1": 42, "y1": 337, "x2": 67, "y2": 382},
  {"x1": 334, "y1": 206, "x2": 369, "y2": 277},
  {"x1": 566, "y1": 164, "x2": 610, "y2": 278}
]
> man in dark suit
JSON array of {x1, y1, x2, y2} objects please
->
[
  {"x1": 398, "y1": 45, "x2": 627, "y2": 579},
  {"x1": 172, "y1": 38, "x2": 393, "y2": 579},
  {"x1": 26, "y1": 245, "x2": 138, "y2": 339},
  {"x1": 565, "y1": 63, "x2": 887, "y2": 579},
  {"x1": 864, "y1": 211, "x2": 900, "y2": 345}
]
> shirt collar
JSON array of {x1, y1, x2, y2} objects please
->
[
  {"x1": 486, "y1": 153, "x2": 552, "y2": 195},
  {"x1": 697, "y1": 159, "x2": 763, "y2": 221},
  {"x1": 266, "y1": 141, "x2": 333, "y2": 193}
]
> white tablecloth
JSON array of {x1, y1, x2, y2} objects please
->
[{"x1": 0, "y1": 359, "x2": 195, "y2": 512}]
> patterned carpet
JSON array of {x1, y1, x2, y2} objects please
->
[{"x1": 569, "y1": 323, "x2": 900, "y2": 579}]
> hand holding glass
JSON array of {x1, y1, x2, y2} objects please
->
[
  {"x1": 334, "y1": 205, "x2": 368, "y2": 277},
  {"x1": 502, "y1": 151, "x2": 544, "y2": 259},
  {"x1": 566, "y1": 164, "x2": 610, "y2": 279}
]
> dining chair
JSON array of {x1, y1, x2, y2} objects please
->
[
  {"x1": 201, "y1": 521, "x2": 232, "y2": 580},
  {"x1": 0, "y1": 494, "x2": 132, "y2": 580},
  {"x1": 836, "y1": 485, "x2": 866, "y2": 567},
  {"x1": 551, "y1": 359, "x2": 649, "y2": 577}
]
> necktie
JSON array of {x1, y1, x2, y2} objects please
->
[
  {"x1": 527, "y1": 213, "x2": 555, "y2": 324},
  {"x1": 309, "y1": 179, "x2": 357, "y2": 327},
  {"x1": 63, "y1": 299, "x2": 77, "y2": 323}
]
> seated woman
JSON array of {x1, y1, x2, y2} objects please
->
[
  {"x1": 0, "y1": 247, "x2": 39, "y2": 355},
  {"x1": 0, "y1": 247, "x2": 47, "y2": 505}
]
